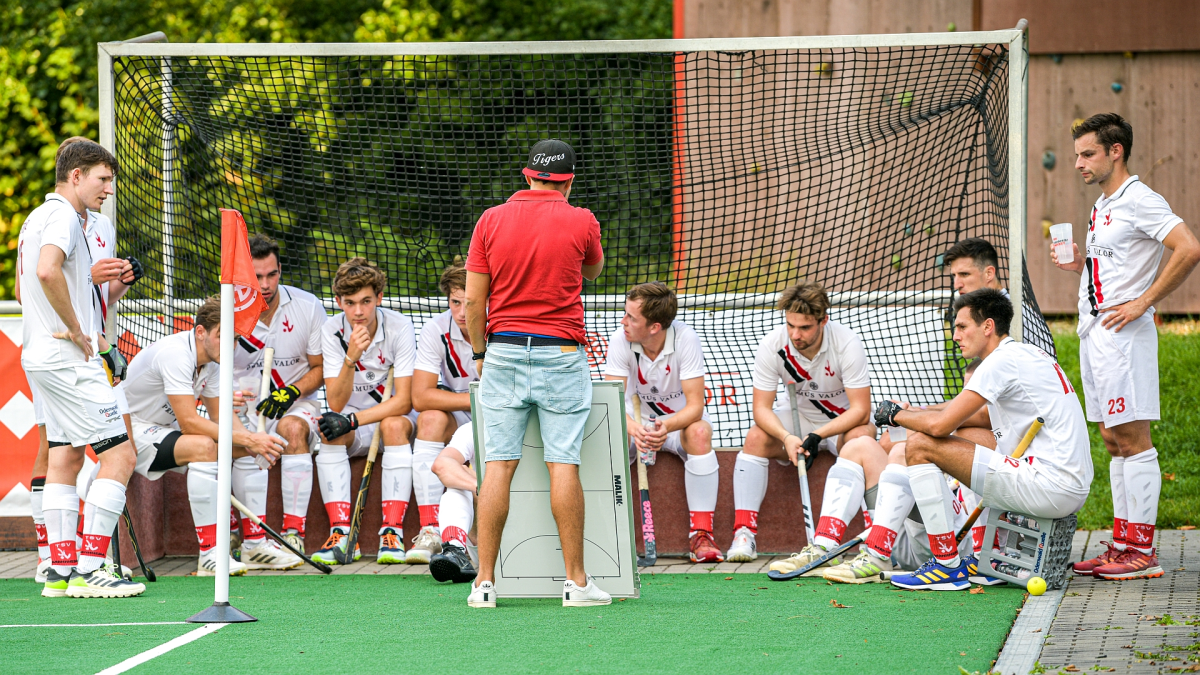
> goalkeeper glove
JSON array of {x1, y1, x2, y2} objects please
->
[
  {"x1": 257, "y1": 384, "x2": 302, "y2": 419},
  {"x1": 99, "y1": 346, "x2": 128, "y2": 383},
  {"x1": 319, "y1": 412, "x2": 359, "y2": 440},
  {"x1": 873, "y1": 400, "x2": 903, "y2": 428},
  {"x1": 800, "y1": 432, "x2": 822, "y2": 470}
]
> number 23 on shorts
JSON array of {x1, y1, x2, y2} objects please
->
[{"x1": 1107, "y1": 397, "x2": 1126, "y2": 415}]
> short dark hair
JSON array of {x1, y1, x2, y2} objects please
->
[
  {"x1": 943, "y1": 238, "x2": 999, "y2": 273},
  {"x1": 195, "y1": 295, "x2": 222, "y2": 331},
  {"x1": 333, "y1": 257, "x2": 386, "y2": 298},
  {"x1": 777, "y1": 280, "x2": 830, "y2": 319},
  {"x1": 249, "y1": 234, "x2": 280, "y2": 262},
  {"x1": 952, "y1": 288, "x2": 1012, "y2": 336},
  {"x1": 55, "y1": 138, "x2": 118, "y2": 183},
  {"x1": 439, "y1": 260, "x2": 466, "y2": 296},
  {"x1": 626, "y1": 281, "x2": 677, "y2": 329},
  {"x1": 1073, "y1": 112, "x2": 1133, "y2": 162}
]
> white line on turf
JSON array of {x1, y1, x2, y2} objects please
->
[
  {"x1": 0, "y1": 622, "x2": 189, "y2": 628},
  {"x1": 93, "y1": 622, "x2": 228, "y2": 675}
]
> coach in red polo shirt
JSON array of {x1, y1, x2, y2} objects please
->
[{"x1": 464, "y1": 139, "x2": 609, "y2": 608}]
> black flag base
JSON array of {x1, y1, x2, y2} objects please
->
[{"x1": 187, "y1": 601, "x2": 257, "y2": 623}]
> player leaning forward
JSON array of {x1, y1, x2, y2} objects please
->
[
  {"x1": 19, "y1": 140, "x2": 144, "y2": 598},
  {"x1": 233, "y1": 235, "x2": 328, "y2": 556},
  {"x1": 314, "y1": 258, "x2": 417, "y2": 564},
  {"x1": 119, "y1": 296, "x2": 293, "y2": 575},
  {"x1": 1054, "y1": 113, "x2": 1200, "y2": 581},
  {"x1": 878, "y1": 289, "x2": 1093, "y2": 591}
]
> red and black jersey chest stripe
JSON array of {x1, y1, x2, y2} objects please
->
[
  {"x1": 777, "y1": 347, "x2": 812, "y2": 383},
  {"x1": 334, "y1": 330, "x2": 365, "y2": 371},
  {"x1": 237, "y1": 333, "x2": 266, "y2": 354},
  {"x1": 1084, "y1": 207, "x2": 1103, "y2": 316},
  {"x1": 811, "y1": 399, "x2": 846, "y2": 420},
  {"x1": 646, "y1": 401, "x2": 676, "y2": 416},
  {"x1": 441, "y1": 333, "x2": 466, "y2": 379},
  {"x1": 367, "y1": 382, "x2": 387, "y2": 403}
]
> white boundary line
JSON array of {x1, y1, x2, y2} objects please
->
[
  {"x1": 0, "y1": 621, "x2": 188, "y2": 628},
  {"x1": 93, "y1": 622, "x2": 228, "y2": 675}
]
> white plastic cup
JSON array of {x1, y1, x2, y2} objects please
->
[
  {"x1": 1050, "y1": 223, "x2": 1074, "y2": 264},
  {"x1": 889, "y1": 426, "x2": 907, "y2": 442}
]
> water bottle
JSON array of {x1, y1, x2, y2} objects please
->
[{"x1": 640, "y1": 413, "x2": 658, "y2": 465}]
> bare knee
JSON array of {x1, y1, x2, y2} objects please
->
[
  {"x1": 887, "y1": 442, "x2": 907, "y2": 465},
  {"x1": 905, "y1": 433, "x2": 935, "y2": 465},
  {"x1": 276, "y1": 417, "x2": 309, "y2": 453},
  {"x1": 381, "y1": 416, "x2": 413, "y2": 444},
  {"x1": 684, "y1": 421, "x2": 712, "y2": 453},
  {"x1": 416, "y1": 410, "x2": 451, "y2": 441},
  {"x1": 842, "y1": 423, "x2": 876, "y2": 443},
  {"x1": 743, "y1": 425, "x2": 775, "y2": 457},
  {"x1": 838, "y1": 436, "x2": 875, "y2": 465}
]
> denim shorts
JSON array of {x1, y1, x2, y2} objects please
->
[{"x1": 479, "y1": 342, "x2": 592, "y2": 465}]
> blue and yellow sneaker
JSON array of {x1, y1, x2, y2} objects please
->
[
  {"x1": 965, "y1": 554, "x2": 1007, "y2": 586},
  {"x1": 889, "y1": 556, "x2": 971, "y2": 591},
  {"x1": 312, "y1": 530, "x2": 360, "y2": 565}
]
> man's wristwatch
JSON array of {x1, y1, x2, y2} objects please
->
[{"x1": 472, "y1": 350, "x2": 487, "y2": 361}]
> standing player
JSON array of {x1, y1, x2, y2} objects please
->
[
  {"x1": 602, "y1": 282, "x2": 722, "y2": 562},
  {"x1": 428, "y1": 422, "x2": 479, "y2": 583},
  {"x1": 877, "y1": 289, "x2": 1093, "y2": 590},
  {"x1": 724, "y1": 280, "x2": 876, "y2": 563},
  {"x1": 18, "y1": 139, "x2": 144, "y2": 597},
  {"x1": 407, "y1": 261, "x2": 479, "y2": 563},
  {"x1": 233, "y1": 234, "x2": 327, "y2": 555},
  {"x1": 315, "y1": 258, "x2": 416, "y2": 564},
  {"x1": 1053, "y1": 113, "x2": 1200, "y2": 580},
  {"x1": 119, "y1": 296, "x2": 295, "y2": 575}
]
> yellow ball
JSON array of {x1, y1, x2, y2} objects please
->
[{"x1": 1026, "y1": 576, "x2": 1046, "y2": 596}]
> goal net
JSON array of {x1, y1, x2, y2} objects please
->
[{"x1": 102, "y1": 33, "x2": 1053, "y2": 445}]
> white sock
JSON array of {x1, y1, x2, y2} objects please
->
[
  {"x1": 280, "y1": 454, "x2": 313, "y2": 535},
  {"x1": 76, "y1": 460, "x2": 101, "y2": 551},
  {"x1": 78, "y1": 479, "x2": 126, "y2": 573},
  {"x1": 684, "y1": 450, "x2": 719, "y2": 534},
  {"x1": 315, "y1": 448, "x2": 352, "y2": 531},
  {"x1": 909, "y1": 463, "x2": 960, "y2": 566},
  {"x1": 412, "y1": 440, "x2": 445, "y2": 528},
  {"x1": 815, "y1": 457, "x2": 864, "y2": 550},
  {"x1": 31, "y1": 478, "x2": 48, "y2": 561},
  {"x1": 381, "y1": 445, "x2": 413, "y2": 533},
  {"x1": 187, "y1": 462, "x2": 219, "y2": 553},
  {"x1": 866, "y1": 464, "x2": 913, "y2": 559},
  {"x1": 43, "y1": 483, "x2": 79, "y2": 575},
  {"x1": 438, "y1": 487, "x2": 474, "y2": 546},
  {"x1": 1124, "y1": 449, "x2": 1160, "y2": 553},
  {"x1": 1109, "y1": 456, "x2": 1128, "y2": 550},
  {"x1": 733, "y1": 452, "x2": 769, "y2": 533}
]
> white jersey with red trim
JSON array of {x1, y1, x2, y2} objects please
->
[
  {"x1": 602, "y1": 320, "x2": 705, "y2": 421},
  {"x1": 751, "y1": 320, "x2": 870, "y2": 423},
  {"x1": 119, "y1": 331, "x2": 219, "y2": 427},
  {"x1": 414, "y1": 309, "x2": 478, "y2": 394},
  {"x1": 1078, "y1": 176, "x2": 1182, "y2": 327},
  {"x1": 233, "y1": 285, "x2": 327, "y2": 403},
  {"x1": 964, "y1": 337, "x2": 1093, "y2": 497},
  {"x1": 321, "y1": 307, "x2": 416, "y2": 414},
  {"x1": 84, "y1": 211, "x2": 117, "y2": 335}
]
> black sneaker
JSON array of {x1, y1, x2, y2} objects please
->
[{"x1": 430, "y1": 543, "x2": 476, "y2": 584}]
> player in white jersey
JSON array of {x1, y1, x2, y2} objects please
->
[
  {"x1": 315, "y1": 258, "x2": 417, "y2": 564},
  {"x1": 230, "y1": 235, "x2": 328, "y2": 555},
  {"x1": 725, "y1": 280, "x2": 878, "y2": 563},
  {"x1": 408, "y1": 262, "x2": 479, "y2": 563},
  {"x1": 119, "y1": 296, "x2": 296, "y2": 576},
  {"x1": 601, "y1": 282, "x2": 723, "y2": 562},
  {"x1": 1051, "y1": 114, "x2": 1200, "y2": 581},
  {"x1": 17, "y1": 140, "x2": 145, "y2": 598},
  {"x1": 876, "y1": 289, "x2": 1093, "y2": 590},
  {"x1": 428, "y1": 422, "x2": 479, "y2": 584}
]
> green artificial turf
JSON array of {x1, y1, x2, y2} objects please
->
[
  {"x1": 0, "y1": 574, "x2": 1025, "y2": 674},
  {"x1": 1054, "y1": 324, "x2": 1200, "y2": 529}
]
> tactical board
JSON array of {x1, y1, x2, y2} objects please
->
[{"x1": 470, "y1": 381, "x2": 639, "y2": 598}]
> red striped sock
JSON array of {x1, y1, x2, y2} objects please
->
[
  {"x1": 689, "y1": 511, "x2": 714, "y2": 534},
  {"x1": 242, "y1": 517, "x2": 266, "y2": 542},
  {"x1": 1126, "y1": 522, "x2": 1155, "y2": 553},
  {"x1": 382, "y1": 500, "x2": 408, "y2": 530},
  {"x1": 80, "y1": 533, "x2": 110, "y2": 559},
  {"x1": 325, "y1": 501, "x2": 351, "y2": 530},
  {"x1": 733, "y1": 509, "x2": 758, "y2": 534},
  {"x1": 283, "y1": 514, "x2": 306, "y2": 536},
  {"x1": 865, "y1": 525, "x2": 898, "y2": 558},
  {"x1": 1112, "y1": 517, "x2": 1128, "y2": 550},
  {"x1": 441, "y1": 526, "x2": 468, "y2": 548},
  {"x1": 196, "y1": 524, "x2": 217, "y2": 552},
  {"x1": 418, "y1": 505, "x2": 439, "y2": 528}
]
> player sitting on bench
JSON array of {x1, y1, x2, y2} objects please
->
[{"x1": 428, "y1": 422, "x2": 479, "y2": 583}]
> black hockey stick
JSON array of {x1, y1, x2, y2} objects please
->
[
  {"x1": 767, "y1": 528, "x2": 869, "y2": 581},
  {"x1": 230, "y1": 496, "x2": 331, "y2": 574},
  {"x1": 122, "y1": 506, "x2": 156, "y2": 582}
]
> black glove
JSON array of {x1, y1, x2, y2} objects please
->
[
  {"x1": 874, "y1": 400, "x2": 903, "y2": 428},
  {"x1": 801, "y1": 432, "x2": 822, "y2": 470},
  {"x1": 257, "y1": 384, "x2": 302, "y2": 419},
  {"x1": 123, "y1": 256, "x2": 145, "y2": 286},
  {"x1": 99, "y1": 346, "x2": 128, "y2": 383},
  {"x1": 319, "y1": 411, "x2": 358, "y2": 440}
]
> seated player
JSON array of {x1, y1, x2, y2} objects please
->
[
  {"x1": 427, "y1": 422, "x2": 479, "y2": 583},
  {"x1": 944, "y1": 237, "x2": 1053, "y2": 342},
  {"x1": 725, "y1": 280, "x2": 876, "y2": 562},
  {"x1": 407, "y1": 261, "x2": 479, "y2": 564},
  {"x1": 118, "y1": 295, "x2": 295, "y2": 576},
  {"x1": 878, "y1": 289, "x2": 1093, "y2": 590},
  {"x1": 602, "y1": 282, "x2": 722, "y2": 562},
  {"x1": 233, "y1": 234, "x2": 328, "y2": 554},
  {"x1": 316, "y1": 258, "x2": 416, "y2": 564}
]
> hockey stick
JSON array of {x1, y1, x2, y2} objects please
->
[
  {"x1": 787, "y1": 383, "x2": 816, "y2": 544},
  {"x1": 250, "y1": 347, "x2": 276, "y2": 470},
  {"x1": 336, "y1": 367, "x2": 394, "y2": 565},
  {"x1": 631, "y1": 399, "x2": 657, "y2": 567},
  {"x1": 122, "y1": 506, "x2": 156, "y2": 582},
  {"x1": 768, "y1": 527, "x2": 871, "y2": 581},
  {"x1": 954, "y1": 416, "x2": 1044, "y2": 543},
  {"x1": 230, "y1": 495, "x2": 332, "y2": 574}
]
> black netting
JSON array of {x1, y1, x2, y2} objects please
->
[{"x1": 111, "y1": 45, "x2": 1054, "y2": 445}]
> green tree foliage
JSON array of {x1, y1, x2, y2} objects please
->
[{"x1": 0, "y1": 0, "x2": 671, "y2": 299}]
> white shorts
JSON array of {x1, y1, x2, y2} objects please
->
[
  {"x1": 130, "y1": 421, "x2": 187, "y2": 481},
  {"x1": 771, "y1": 403, "x2": 838, "y2": 464},
  {"x1": 27, "y1": 362, "x2": 127, "y2": 448},
  {"x1": 627, "y1": 412, "x2": 711, "y2": 462},
  {"x1": 32, "y1": 373, "x2": 128, "y2": 426},
  {"x1": 347, "y1": 422, "x2": 381, "y2": 458},
  {"x1": 1079, "y1": 313, "x2": 1159, "y2": 426},
  {"x1": 246, "y1": 399, "x2": 322, "y2": 452},
  {"x1": 970, "y1": 445, "x2": 1087, "y2": 520}
]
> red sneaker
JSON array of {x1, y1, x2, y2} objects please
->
[
  {"x1": 689, "y1": 531, "x2": 725, "y2": 563},
  {"x1": 1072, "y1": 541, "x2": 1122, "y2": 576},
  {"x1": 1094, "y1": 548, "x2": 1164, "y2": 581}
]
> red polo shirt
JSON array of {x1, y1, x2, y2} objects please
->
[{"x1": 466, "y1": 190, "x2": 603, "y2": 344}]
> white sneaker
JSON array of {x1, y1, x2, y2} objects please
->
[
  {"x1": 563, "y1": 577, "x2": 612, "y2": 607},
  {"x1": 240, "y1": 538, "x2": 303, "y2": 570},
  {"x1": 35, "y1": 558, "x2": 51, "y2": 584},
  {"x1": 768, "y1": 544, "x2": 840, "y2": 576},
  {"x1": 102, "y1": 557, "x2": 134, "y2": 581},
  {"x1": 726, "y1": 527, "x2": 758, "y2": 562},
  {"x1": 468, "y1": 579, "x2": 497, "y2": 608},
  {"x1": 282, "y1": 532, "x2": 305, "y2": 555},
  {"x1": 405, "y1": 526, "x2": 443, "y2": 564},
  {"x1": 197, "y1": 549, "x2": 248, "y2": 577}
]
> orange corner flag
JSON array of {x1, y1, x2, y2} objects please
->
[{"x1": 220, "y1": 209, "x2": 267, "y2": 337}]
